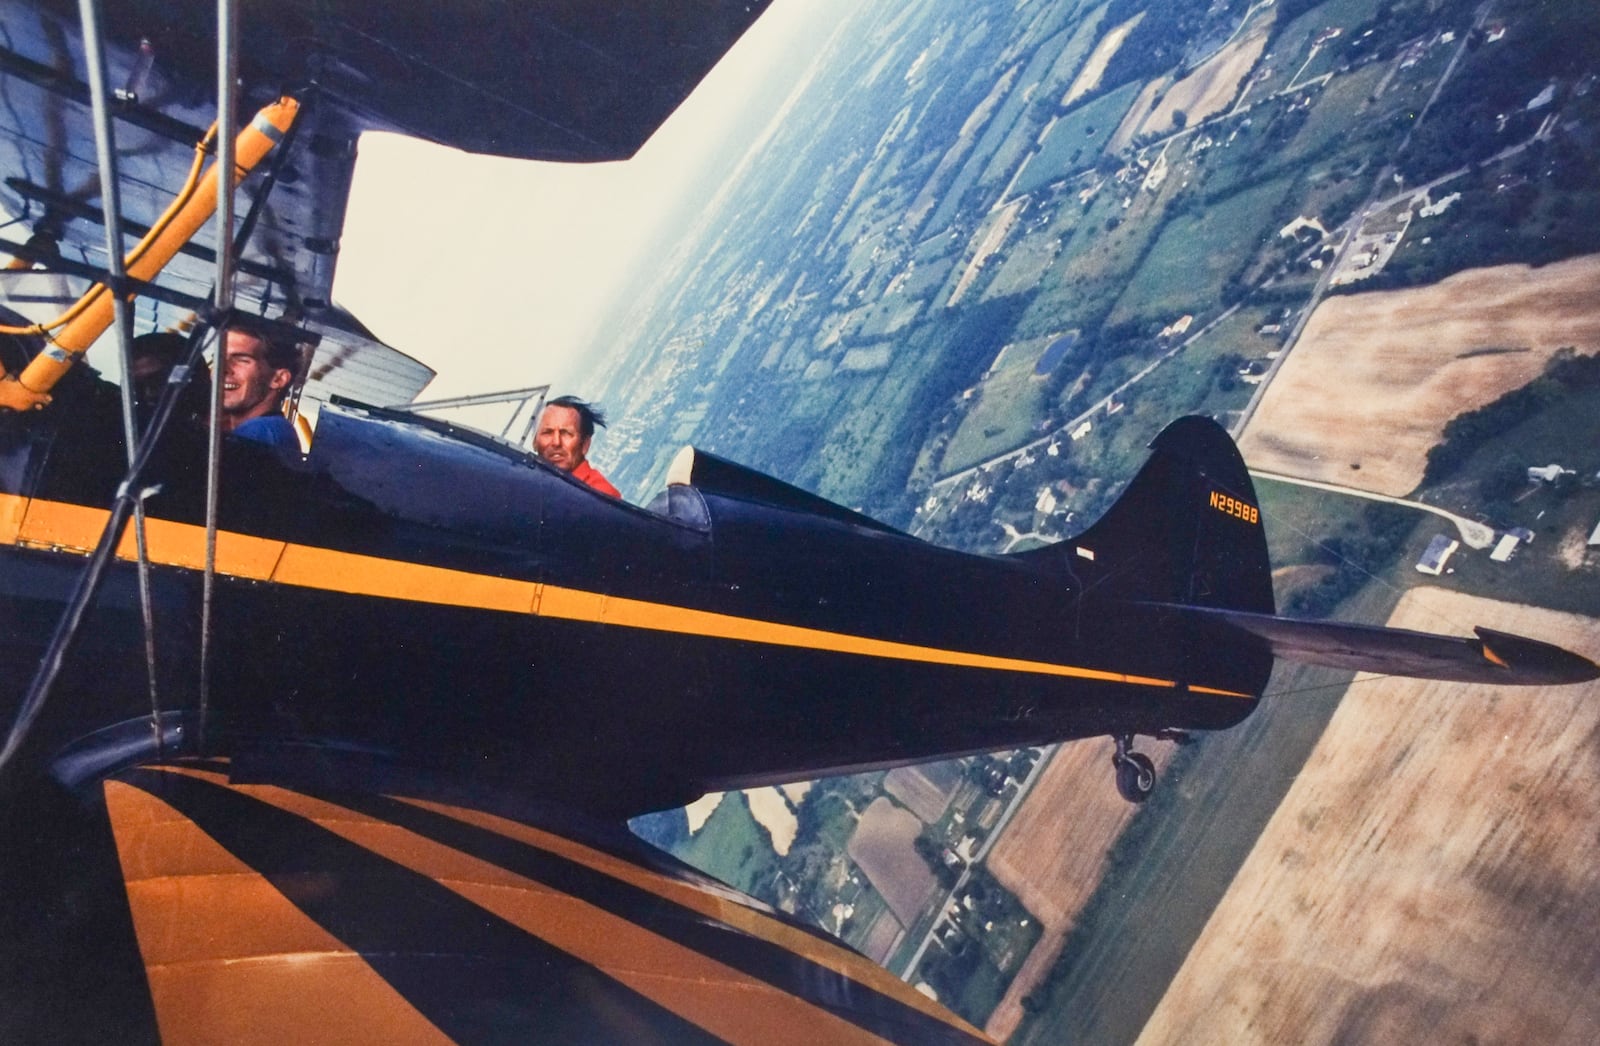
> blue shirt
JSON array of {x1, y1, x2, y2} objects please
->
[{"x1": 232, "y1": 414, "x2": 301, "y2": 455}]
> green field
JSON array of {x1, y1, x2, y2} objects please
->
[
  {"x1": 939, "y1": 338, "x2": 1056, "y2": 474},
  {"x1": 1277, "y1": 60, "x2": 1392, "y2": 168},
  {"x1": 1107, "y1": 175, "x2": 1294, "y2": 325},
  {"x1": 985, "y1": 225, "x2": 1064, "y2": 299},
  {"x1": 674, "y1": 794, "x2": 782, "y2": 899},
  {"x1": 1254, "y1": 0, "x2": 1387, "y2": 100},
  {"x1": 1013, "y1": 80, "x2": 1144, "y2": 196}
]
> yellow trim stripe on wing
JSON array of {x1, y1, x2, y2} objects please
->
[
  {"x1": 103, "y1": 777, "x2": 452, "y2": 1045},
  {"x1": 0, "y1": 493, "x2": 1254, "y2": 698},
  {"x1": 148, "y1": 766, "x2": 912, "y2": 1046},
  {"x1": 401, "y1": 795, "x2": 989, "y2": 1040}
]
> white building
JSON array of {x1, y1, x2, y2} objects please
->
[{"x1": 1416, "y1": 534, "x2": 1459, "y2": 575}]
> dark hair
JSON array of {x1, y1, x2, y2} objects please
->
[
  {"x1": 228, "y1": 318, "x2": 302, "y2": 374},
  {"x1": 546, "y1": 395, "x2": 607, "y2": 439},
  {"x1": 131, "y1": 330, "x2": 190, "y2": 366}
]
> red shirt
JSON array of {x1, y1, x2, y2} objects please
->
[{"x1": 571, "y1": 459, "x2": 621, "y2": 498}]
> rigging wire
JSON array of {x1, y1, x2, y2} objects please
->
[{"x1": 0, "y1": 0, "x2": 298, "y2": 772}]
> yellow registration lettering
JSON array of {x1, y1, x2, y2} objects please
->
[{"x1": 1209, "y1": 490, "x2": 1259, "y2": 526}]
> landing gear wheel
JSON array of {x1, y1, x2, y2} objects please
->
[
  {"x1": 1111, "y1": 734, "x2": 1156, "y2": 803},
  {"x1": 1114, "y1": 752, "x2": 1156, "y2": 803}
]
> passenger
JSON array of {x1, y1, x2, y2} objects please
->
[
  {"x1": 129, "y1": 330, "x2": 209, "y2": 431},
  {"x1": 219, "y1": 322, "x2": 301, "y2": 453},
  {"x1": 533, "y1": 395, "x2": 621, "y2": 498}
]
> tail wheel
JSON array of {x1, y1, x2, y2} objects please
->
[
  {"x1": 1114, "y1": 751, "x2": 1156, "y2": 803},
  {"x1": 1111, "y1": 734, "x2": 1156, "y2": 803}
]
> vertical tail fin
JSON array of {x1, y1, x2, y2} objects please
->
[{"x1": 1015, "y1": 416, "x2": 1275, "y2": 615}]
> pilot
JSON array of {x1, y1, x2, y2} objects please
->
[
  {"x1": 219, "y1": 321, "x2": 301, "y2": 453},
  {"x1": 534, "y1": 395, "x2": 621, "y2": 498}
]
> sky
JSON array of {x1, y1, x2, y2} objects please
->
[{"x1": 334, "y1": 0, "x2": 843, "y2": 402}]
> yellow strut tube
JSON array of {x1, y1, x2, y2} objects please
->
[{"x1": 0, "y1": 97, "x2": 300, "y2": 412}]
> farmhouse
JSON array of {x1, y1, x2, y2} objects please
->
[
  {"x1": 1159, "y1": 314, "x2": 1194, "y2": 338},
  {"x1": 1416, "y1": 534, "x2": 1459, "y2": 575},
  {"x1": 1527, "y1": 463, "x2": 1575, "y2": 483}
]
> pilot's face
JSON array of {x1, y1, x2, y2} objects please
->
[
  {"x1": 221, "y1": 329, "x2": 290, "y2": 424},
  {"x1": 534, "y1": 406, "x2": 592, "y2": 476},
  {"x1": 534, "y1": 405, "x2": 591, "y2": 473}
]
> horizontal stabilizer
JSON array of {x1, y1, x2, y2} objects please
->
[{"x1": 1150, "y1": 604, "x2": 1599, "y2": 686}]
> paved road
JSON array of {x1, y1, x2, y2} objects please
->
[
  {"x1": 1249, "y1": 468, "x2": 1496, "y2": 548},
  {"x1": 897, "y1": 751, "x2": 1054, "y2": 981}
]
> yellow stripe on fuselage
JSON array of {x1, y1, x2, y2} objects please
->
[{"x1": 0, "y1": 493, "x2": 1254, "y2": 698}]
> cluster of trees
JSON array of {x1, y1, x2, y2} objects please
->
[
  {"x1": 1400, "y1": 0, "x2": 1598, "y2": 184},
  {"x1": 912, "y1": 830, "x2": 962, "y2": 888},
  {"x1": 1423, "y1": 348, "x2": 1599, "y2": 486},
  {"x1": 1282, "y1": 503, "x2": 1418, "y2": 618},
  {"x1": 1096, "y1": 0, "x2": 1225, "y2": 97}
]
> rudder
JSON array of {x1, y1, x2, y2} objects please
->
[{"x1": 1015, "y1": 415, "x2": 1274, "y2": 615}]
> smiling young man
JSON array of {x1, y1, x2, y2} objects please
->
[
  {"x1": 220, "y1": 323, "x2": 301, "y2": 452},
  {"x1": 533, "y1": 395, "x2": 620, "y2": 498}
]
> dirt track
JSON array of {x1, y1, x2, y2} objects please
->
[
  {"x1": 1137, "y1": 589, "x2": 1600, "y2": 1045},
  {"x1": 1239, "y1": 255, "x2": 1600, "y2": 496}
]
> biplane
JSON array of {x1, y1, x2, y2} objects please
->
[{"x1": 0, "y1": 1, "x2": 1593, "y2": 1042}]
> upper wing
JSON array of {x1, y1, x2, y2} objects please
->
[{"x1": 0, "y1": 0, "x2": 772, "y2": 402}]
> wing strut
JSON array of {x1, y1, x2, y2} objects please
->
[{"x1": 198, "y1": 0, "x2": 242, "y2": 756}]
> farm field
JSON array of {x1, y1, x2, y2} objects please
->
[
  {"x1": 1240, "y1": 254, "x2": 1600, "y2": 496},
  {"x1": 1135, "y1": 15, "x2": 1273, "y2": 139},
  {"x1": 938, "y1": 337, "x2": 1057, "y2": 473},
  {"x1": 982, "y1": 738, "x2": 1176, "y2": 1041},
  {"x1": 1139, "y1": 589, "x2": 1600, "y2": 1045},
  {"x1": 848, "y1": 797, "x2": 939, "y2": 925},
  {"x1": 1108, "y1": 174, "x2": 1294, "y2": 324},
  {"x1": 1064, "y1": 12, "x2": 1145, "y2": 105}
]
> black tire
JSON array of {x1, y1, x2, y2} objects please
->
[{"x1": 1114, "y1": 751, "x2": 1156, "y2": 803}]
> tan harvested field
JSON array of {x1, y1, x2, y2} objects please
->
[
  {"x1": 1240, "y1": 255, "x2": 1600, "y2": 496},
  {"x1": 848, "y1": 796, "x2": 938, "y2": 925},
  {"x1": 948, "y1": 198, "x2": 1023, "y2": 306},
  {"x1": 1108, "y1": 76, "x2": 1168, "y2": 154},
  {"x1": 1064, "y1": 12, "x2": 1145, "y2": 106},
  {"x1": 1139, "y1": 23, "x2": 1271, "y2": 138},
  {"x1": 884, "y1": 764, "x2": 958, "y2": 823},
  {"x1": 1139, "y1": 588, "x2": 1600, "y2": 1046},
  {"x1": 983, "y1": 738, "x2": 1177, "y2": 1041}
]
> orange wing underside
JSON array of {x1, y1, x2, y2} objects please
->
[{"x1": 103, "y1": 764, "x2": 990, "y2": 1045}]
